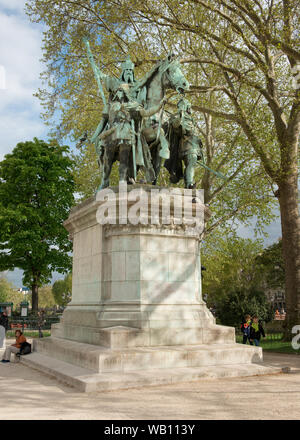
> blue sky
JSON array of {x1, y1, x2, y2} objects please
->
[
  {"x1": 0, "y1": 0, "x2": 63, "y2": 287},
  {"x1": 0, "y1": 0, "x2": 49, "y2": 161},
  {"x1": 0, "y1": 0, "x2": 282, "y2": 288}
]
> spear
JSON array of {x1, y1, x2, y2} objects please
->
[{"x1": 83, "y1": 37, "x2": 107, "y2": 113}]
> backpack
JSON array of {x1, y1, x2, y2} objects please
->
[
  {"x1": 241, "y1": 322, "x2": 251, "y2": 336},
  {"x1": 19, "y1": 341, "x2": 32, "y2": 355}
]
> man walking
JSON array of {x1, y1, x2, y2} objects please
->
[{"x1": 0, "y1": 312, "x2": 9, "y2": 349}]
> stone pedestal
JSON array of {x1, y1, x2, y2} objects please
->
[
  {"x1": 53, "y1": 185, "x2": 231, "y2": 347},
  {"x1": 25, "y1": 185, "x2": 280, "y2": 391}
]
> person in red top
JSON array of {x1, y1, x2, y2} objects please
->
[{"x1": 1, "y1": 330, "x2": 26, "y2": 363}]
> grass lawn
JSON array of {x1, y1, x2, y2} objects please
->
[
  {"x1": 6, "y1": 330, "x2": 51, "y2": 338},
  {"x1": 236, "y1": 333, "x2": 300, "y2": 355},
  {"x1": 261, "y1": 340, "x2": 299, "y2": 355}
]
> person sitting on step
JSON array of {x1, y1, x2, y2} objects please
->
[{"x1": 1, "y1": 330, "x2": 27, "y2": 363}]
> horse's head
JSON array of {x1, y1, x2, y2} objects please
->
[{"x1": 161, "y1": 54, "x2": 189, "y2": 94}]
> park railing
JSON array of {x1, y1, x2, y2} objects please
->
[
  {"x1": 8, "y1": 316, "x2": 61, "y2": 332},
  {"x1": 235, "y1": 328, "x2": 283, "y2": 343}
]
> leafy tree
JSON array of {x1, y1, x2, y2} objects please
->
[
  {"x1": 0, "y1": 139, "x2": 75, "y2": 311},
  {"x1": 52, "y1": 273, "x2": 72, "y2": 307},
  {"x1": 0, "y1": 277, "x2": 15, "y2": 303},
  {"x1": 25, "y1": 0, "x2": 277, "y2": 239},
  {"x1": 216, "y1": 289, "x2": 273, "y2": 328},
  {"x1": 35, "y1": 285, "x2": 56, "y2": 309},
  {"x1": 202, "y1": 236, "x2": 283, "y2": 327},
  {"x1": 26, "y1": 0, "x2": 300, "y2": 334},
  {"x1": 202, "y1": 233, "x2": 264, "y2": 305},
  {"x1": 119, "y1": 0, "x2": 299, "y2": 335},
  {"x1": 6, "y1": 291, "x2": 26, "y2": 310},
  {"x1": 255, "y1": 240, "x2": 285, "y2": 290}
]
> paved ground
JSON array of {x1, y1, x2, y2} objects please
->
[{"x1": 0, "y1": 341, "x2": 299, "y2": 420}]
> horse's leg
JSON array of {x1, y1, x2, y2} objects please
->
[
  {"x1": 183, "y1": 153, "x2": 198, "y2": 188},
  {"x1": 158, "y1": 130, "x2": 170, "y2": 160},
  {"x1": 98, "y1": 146, "x2": 115, "y2": 190},
  {"x1": 119, "y1": 143, "x2": 131, "y2": 183},
  {"x1": 151, "y1": 144, "x2": 162, "y2": 185}
]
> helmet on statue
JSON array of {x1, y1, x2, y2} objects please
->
[{"x1": 120, "y1": 56, "x2": 135, "y2": 83}]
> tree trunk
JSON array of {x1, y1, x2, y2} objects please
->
[
  {"x1": 31, "y1": 282, "x2": 39, "y2": 312},
  {"x1": 277, "y1": 173, "x2": 300, "y2": 340}
]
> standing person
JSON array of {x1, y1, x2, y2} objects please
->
[
  {"x1": 99, "y1": 85, "x2": 165, "y2": 188},
  {"x1": 165, "y1": 97, "x2": 204, "y2": 189},
  {"x1": 1, "y1": 330, "x2": 26, "y2": 363},
  {"x1": 241, "y1": 314, "x2": 253, "y2": 345},
  {"x1": 250, "y1": 316, "x2": 265, "y2": 346},
  {"x1": 0, "y1": 312, "x2": 9, "y2": 349},
  {"x1": 37, "y1": 310, "x2": 45, "y2": 338}
]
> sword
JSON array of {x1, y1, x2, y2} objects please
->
[{"x1": 197, "y1": 161, "x2": 227, "y2": 180}]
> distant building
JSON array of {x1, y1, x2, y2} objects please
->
[{"x1": 265, "y1": 288, "x2": 286, "y2": 315}]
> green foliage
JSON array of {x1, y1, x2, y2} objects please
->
[
  {"x1": 24, "y1": 0, "x2": 279, "y2": 236},
  {"x1": 202, "y1": 235, "x2": 282, "y2": 327},
  {"x1": 217, "y1": 289, "x2": 273, "y2": 328},
  {"x1": 5, "y1": 290, "x2": 24, "y2": 309},
  {"x1": 0, "y1": 277, "x2": 15, "y2": 303},
  {"x1": 0, "y1": 138, "x2": 75, "y2": 310},
  {"x1": 255, "y1": 240, "x2": 284, "y2": 289},
  {"x1": 52, "y1": 273, "x2": 72, "y2": 307},
  {"x1": 25, "y1": 0, "x2": 300, "y2": 330},
  {"x1": 30, "y1": 285, "x2": 56, "y2": 309},
  {"x1": 202, "y1": 233, "x2": 264, "y2": 304}
]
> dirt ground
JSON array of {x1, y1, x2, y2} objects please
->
[{"x1": 0, "y1": 347, "x2": 299, "y2": 420}]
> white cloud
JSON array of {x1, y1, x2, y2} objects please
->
[
  {"x1": 0, "y1": 0, "x2": 26, "y2": 13},
  {"x1": 0, "y1": 0, "x2": 48, "y2": 158},
  {"x1": 0, "y1": 111, "x2": 46, "y2": 161}
]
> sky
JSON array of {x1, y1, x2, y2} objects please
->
[
  {"x1": 0, "y1": 0, "x2": 61, "y2": 287},
  {"x1": 0, "y1": 0, "x2": 282, "y2": 288},
  {"x1": 0, "y1": 0, "x2": 49, "y2": 161}
]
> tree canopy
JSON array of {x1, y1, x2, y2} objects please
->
[
  {"x1": 216, "y1": 289, "x2": 273, "y2": 328},
  {"x1": 0, "y1": 277, "x2": 15, "y2": 303},
  {"x1": 0, "y1": 138, "x2": 75, "y2": 311},
  {"x1": 202, "y1": 234, "x2": 264, "y2": 304},
  {"x1": 202, "y1": 235, "x2": 280, "y2": 326},
  {"x1": 52, "y1": 273, "x2": 72, "y2": 307},
  {"x1": 255, "y1": 239, "x2": 285, "y2": 290},
  {"x1": 25, "y1": 0, "x2": 300, "y2": 333}
]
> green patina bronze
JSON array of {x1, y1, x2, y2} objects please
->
[
  {"x1": 165, "y1": 97, "x2": 226, "y2": 186},
  {"x1": 164, "y1": 97, "x2": 204, "y2": 188},
  {"x1": 97, "y1": 84, "x2": 165, "y2": 189},
  {"x1": 82, "y1": 41, "x2": 224, "y2": 188}
]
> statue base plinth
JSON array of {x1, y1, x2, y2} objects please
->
[{"x1": 26, "y1": 186, "x2": 279, "y2": 391}]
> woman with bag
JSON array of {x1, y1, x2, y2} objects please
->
[{"x1": 1, "y1": 330, "x2": 27, "y2": 363}]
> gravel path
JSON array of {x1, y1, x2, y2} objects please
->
[{"x1": 0, "y1": 347, "x2": 299, "y2": 420}]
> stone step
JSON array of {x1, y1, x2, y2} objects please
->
[
  {"x1": 21, "y1": 353, "x2": 95, "y2": 392},
  {"x1": 20, "y1": 352, "x2": 282, "y2": 393},
  {"x1": 51, "y1": 323, "x2": 235, "y2": 347},
  {"x1": 33, "y1": 337, "x2": 263, "y2": 373}
]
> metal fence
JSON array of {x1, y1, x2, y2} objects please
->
[
  {"x1": 8, "y1": 316, "x2": 61, "y2": 332},
  {"x1": 235, "y1": 328, "x2": 283, "y2": 343}
]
